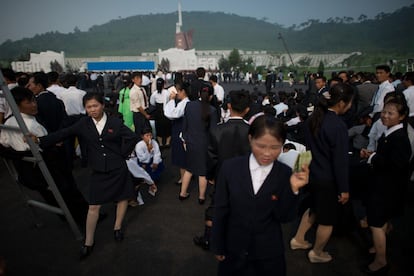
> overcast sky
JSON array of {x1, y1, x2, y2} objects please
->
[{"x1": 1, "y1": 0, "x2": 412, "y2": 43}]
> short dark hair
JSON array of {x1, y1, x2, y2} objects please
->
[
  {"x1": 196, "y1": 67, "x2": 206, "y2": 78},
  {"x1": 249, "y1": 115, "x2": 286, "y2": 143},
  {"x1": 132, "y1": 71, "x2": 142, "y2": 79},
  {"x1": 283, "y1": 143, "x2": 296, "y2": 151},
  {"x1": 228, "y1": 90, "x2": 250, "y2": 113},
  {"x1": 376, "y1": 65, "x2": 391, "y2": 73},
  {"x1": 83, "y1": 92, "x2": 104, "y2": 106},
  {"x1": 64, "y1": 73, "x2": 78, "y2": 87},
  {"x1": 315, "y1": 76, "x2": 327, "y2": 82},
  {"x1": 175, "y1": 81, "x2": 190, "y2": 96},
  {"x1": 1, "y1": 68, "x2": 16, "y2": 82},
  {"x1": 47, "y1": 71, "x2": 60, "y2": 83},
  {"x1": 11, "y1": 86, "x2": 34, "y2": 106},
  {"x1": 209, "y1": 75, "x2": 218, "y2": 83},
  {"x1": 404, "y1": 72, "x2": 414, "y2": 83},
  {"x1": 31, "y1": 72, "x2": 49, "y2": 90},
  {"x1": 141, "y1": 127, "x2": 153, "y2": 135}
]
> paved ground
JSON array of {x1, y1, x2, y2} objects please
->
[{"x1": 0, "y1": 82, "x2": 413, "y2": 276}]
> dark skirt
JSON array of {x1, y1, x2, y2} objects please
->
[
  {"x1": 154, "y1": 103, "x2": 171, "y2": 138},
  {"x1": 185, "y1": 142, "x2": 208, "y2": 176},
  {"x1": 88, "y1": 164, "x2": 135, "y2": 205},
  {"x1": 171, "y1": 119, "x2": 186, "y2": 168},
  {"x1": 308, "y1": 179, "x2": 339, "y2": 226}
]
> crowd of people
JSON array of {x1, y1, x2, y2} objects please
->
[{"x1": 1, "y1": 64, "x2": 413, "y2": 275}]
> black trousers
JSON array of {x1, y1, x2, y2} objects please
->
[
  {"x1": 217, "y1": 254, "x2": 286, "y2": 276},
  {"x1": 133, "y1": 112, "x2": 151, "y2": 136}
]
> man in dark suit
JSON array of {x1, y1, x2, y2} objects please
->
[
  {"x1": 356, "y1": 72, "x2": 378, "y2": 115},
  {"x1": 193, "y1": 90, "x2": 251, "y2": 250},
  {"x1": 27, "y1": 72, "x2": 67, "y2": 133},
  {"x1": 27, "y1": 72, "x2": 88, "y2": 224},
  {"x1": 189, "y1": 67, "x2": 207, "y2": 101}
]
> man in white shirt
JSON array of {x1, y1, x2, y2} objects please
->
[
  {"x1": 60, "y1": 73, "x2": 87, "y2": 167},
  {"x1": 129, "y1": 72, "x2": 151, "y2": 135},
  {"x1": 47, "y1": 71, "x2": 66, "y2": 100},
  {"x1": 0, "y1": 68, "x2": 18, "y2": 123},
  {"x1": 370, "y1": 65, "x2": 395, "y2": 120},
  {"x1": 402, "y1": 72, "x2": 414, "y2": 127},
  {"x1": 274, "y1": 92, "x2": 289, "y2": 117},
  {"x1": 209, "y1": 75, "x2": 225, "y2": 105},
  {"x1": 0, "y1": 87, "x2": 47, "y2": 151},
  {"x1": 0, "y1": 86, "x2": 89, "y2": 224},
  {"x1": 61, "y1": 74, "x2": 86, "y2": 116}
]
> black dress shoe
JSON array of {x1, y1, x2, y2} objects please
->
[
  {"x1": 114, "y1": 229, "x2": 124, "y2": 242},
  {"x1": 80, "y1": 244, "x2": 94, "y2": 260},
  {"x1": 198, "y1": 198, "x2": 205, "y2": 205},
  {"x1": 193, "y1": 236, "x2": 209, "y2": 250},
  {"x1": 361, "y1": 264, "x2": 389, "y2": 275},
  {"x1": 178, "y1": 193, "x2": 190, "y2": 201}
]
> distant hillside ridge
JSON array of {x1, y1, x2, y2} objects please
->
[{"x1": 1, "y1": 5, "x2": 413, "y2": 62}]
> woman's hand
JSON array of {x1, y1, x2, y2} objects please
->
[
  {"x1": 151, "y1": 163, "x2": 158, "y2": 171},
  {"x1": 215, "y1": 255, "x2": 226, "y2": 262},
  {"x1": 147, "y1": 141, "x2": 153, "y2": 152},
  {"x1": 360, "y1": 148, "x2": 373, "y2": 159},
  {"x1": 25, "y1": 133, "x2": 39, "y2": 144},
  {"x1": 169, "y1": 91, "x2": 177, "y2": 100},
  {"x1": 290, "y1": 164, "x2": 309, "y2": 193},
  {"x1": 338, "y1": 192, "x2": 349, "y2": 204}
]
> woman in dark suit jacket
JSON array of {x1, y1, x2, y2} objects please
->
[
  {"x1": 179, "y1": 83, "x2": 218, "y2": 204},
  {"x1": 211, "y1": 115, "x2": 309, "y2": 276},
  {"x1": 362, "y1": 95, "x2": 411, "y2": 274},
  {"x1": 33, "y1": 93, "x2": 139, "y2": 259}
]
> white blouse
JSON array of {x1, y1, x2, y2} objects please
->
[
  {"x1": 0, "y1": 113, "x2": 47, "y2": 151},
  {"x1": 249, "y1": 153, "x2": 273, "y2": 195},
  {"x1": 164, "y1": 97, "x2": 189, "y2": 119},
  {"x1": 134, "y1": 139, "x2": 162, "y2": 164},
  {"x1": 92, "y1": 113, "x2": 107, "y2": 135}
]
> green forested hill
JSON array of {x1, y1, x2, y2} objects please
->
[{"x1": 1, "y1": 5, "x2": 413, "y2": 62}]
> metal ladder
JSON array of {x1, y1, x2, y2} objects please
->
[{"x1": 0, "y1": 70, "x2": 83, "y2": 241}]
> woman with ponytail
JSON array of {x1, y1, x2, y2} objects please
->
[
  {"x1": 290, "y1": 83, "x2": 354, "y2": 263},
  {"x1": 179, "y1": 82, "x2": 218, "y2": 204}
]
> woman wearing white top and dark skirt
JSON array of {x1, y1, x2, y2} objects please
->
[
  {"x1": 33, "y1": 92, "x2": 139, "y2": 260},
  {"x1": 150, "y1": 78, "x2": 171, "y2": 147},
  {"x1": 164, "y1": 81, "x2": 190, "y2": 185}
]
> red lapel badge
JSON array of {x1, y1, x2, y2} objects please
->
[
  {"x1": 271, "y1": 194, "x2": 278, "y2": 201},
  {"x1": 108, "y1": 128, "x2": 113, "y2": 133}
]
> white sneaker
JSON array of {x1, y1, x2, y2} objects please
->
[
  {"x1": 137, "y1": 191, "x2": 145, "y2": 205},
  {"x1": 308, "y1": 250, "x2": 332, "y2": 263},
  {"x1": 290, "y1": 238, "x2": 312, "y2": 250}
]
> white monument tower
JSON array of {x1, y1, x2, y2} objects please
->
[{"x1": 176, "y1": 1, "x2": 182, "y2": 34}]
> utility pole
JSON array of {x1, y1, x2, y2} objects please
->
[{"x1": 278, "y1": 32, "x2": 295, "y2": 67}]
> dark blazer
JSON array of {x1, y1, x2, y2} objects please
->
[
  {"x1": 211, "y1": 155, "x2": 299, "y2": 259},
  {"x1": 356, "y1": 82, "x2": 378, "y2": 114},
  {"x1": 182, "y1": 101, "x2": 218, "y2": 147},
  {"x1": 36, "y1": 91, "x2": 67, "y2": 133},
  {"x1": 40, "y1": 115, "x2": 139, "y2": 172},
  {"x1": 370, "y1": 127, "x2": 411, "y2": 218},
  {"x1": 189, "y1": 78, "x2": 205, "y2": 101},
  {"x1": 304, "y1": 111, "x2": 349, "y2": 193},
  {"x1": 207, "y1": 118, "x2": 250, "y2": 179}
]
